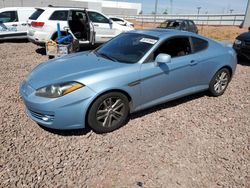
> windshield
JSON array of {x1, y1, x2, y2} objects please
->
[
  {"x1": 159, "y1": 21, "x2": 181, "y2": 28},
  {"x1": 96, "y1": 33, "x2": 158, "y2": 64}
]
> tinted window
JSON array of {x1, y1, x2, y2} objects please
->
[
  {"x1": 96, "y1": 33, "x2": 158, "y2": 64},
  {"x1": 0, "y1": 11, "x2": 18, "y2": 23},
  {"x1": 181, "y1": 21, "x2": 188, "y2": 30},
  {"x1": 49, "y1": 11, "x2": 68, "y2": 21},
  {"x1": 191, "y1": 37, "x2": 208, "y2": 53},
  {"x1": 29, "y1": 9, "x2": 44, "y2": 20},
  {"x1": 151, "y1": 37, "x2": 191, "y2": 60},
  {"x1": 88, "y1": 11, "x2": 109, "y2": 23},
  {"x1": 159, "y1": 20, "x2": 181, "y2": 29},
  {"x1": 111, "y1": 18, "x2": 123, "y2": 22}
]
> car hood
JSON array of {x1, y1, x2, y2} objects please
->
[
  {"x1": 236, "y1": 32, "x2": 250, "y2": 40},
  {"x1": 26, "y1": 51, "x2": 124, "y2": 89}
]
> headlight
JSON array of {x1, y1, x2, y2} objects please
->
[
  {"x1": 35, "y1": 82, "x2": 84, "y2": 98},
  {"x1": 234, "y1": 39, "x2": 242, "y2": 45}
]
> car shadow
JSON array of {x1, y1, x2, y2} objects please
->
[
  {"x1": 39, "y1": 91, "x2": 207, "y2": 136},
  {"x1": 38, "y1": 124, "x2": 91, "y2": 136},
  {"x1": 35, "y1": 47, "x2": 46, "y2": 56},
  {"x1": 35, "y1": 44, "x2": 101, "y2": 58},
  {"x1": 0, "y1": 39, "x2": 29, "y2": 43},
  {"x1": 130, "y1": 91, "x2": 207, "y2": 120}
]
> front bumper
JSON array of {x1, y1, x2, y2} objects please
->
[{"x1": 19, "y1": 81, "x2": 96, "y2": 130}]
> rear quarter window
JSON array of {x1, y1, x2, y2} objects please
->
[
  {"x1": 191, "y1": 37, "x2": 208, "y2": 53},
  {"x1": 29, "y1": 9, "x2": 44, "y2": 20},
  {"x1": 49, "y1": 11, "x2": 68, "y2": 21}
]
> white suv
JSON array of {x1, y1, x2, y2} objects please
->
[
  {"x1": 27, "y1": 6, "x2": 134, "y2": 46},
  {"x1": 0, "y1": 7, "x2": 35, "y2": 40}
]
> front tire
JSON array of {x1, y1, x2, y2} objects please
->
[
  {"x1": 209, "y1": 68, "x2": 231, "y2": 97},
  {"x1": 87, "y1": 92, "x2": 129, "y2": 133}
]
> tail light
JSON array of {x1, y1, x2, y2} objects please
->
[{"x1": 31, "y1": 21, "x2": 44, "y2": 27}]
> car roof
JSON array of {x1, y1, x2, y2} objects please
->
[
  {"x1": 164, "y1": 19, "x2": 194, "y2": 22},
  {"x1": 129, "y1": 29, "x2": 194, "y2": 38}
]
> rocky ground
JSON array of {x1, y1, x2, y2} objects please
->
[{"x1": 0, "y1": 42, "x2": 249, "y2": 187}]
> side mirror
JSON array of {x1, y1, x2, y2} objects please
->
[{"x1": 155, "y1": 53, "x2": 171, "y2": 66}]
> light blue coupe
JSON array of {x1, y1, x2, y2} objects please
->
[{"x1": 20, "y1": 29, "x2": 237, "y2": 133}]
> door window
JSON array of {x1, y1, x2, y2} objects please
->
[
  {"x1": 88, "y1": 11, "x2": 109, "y2": 23},
  {"x1": 49, "y1": 11, "x2": 68, "y2": 21},
  {"x1": 148, "y1": 37, "x2": 192, "y2": 62},
  {"x1": 0, "y1": 11, "x2": 18, "y2": 23},
  {"x1": 181, "y1": 21, "x2": 188, "y2": 30}
]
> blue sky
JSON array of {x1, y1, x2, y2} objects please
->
[{"x1": 112, "y1": 0, "x2": 249, "y2": 14}]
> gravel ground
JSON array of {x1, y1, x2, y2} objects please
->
[{"x1": 0, "y1": 42, "x2": 249, "y2": 188}]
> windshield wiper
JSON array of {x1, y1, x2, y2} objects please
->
[{"x1": 95, "y1": 51, "x2": 118, "y2": 62}]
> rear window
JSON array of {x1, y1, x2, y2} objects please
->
[
  {"x1": 49, "y1": 11, "x2": 68, "y2": 21},
  {"x1": 191, "y1": 37, "x2": 208, "y2": 53},
  {"x1": 29, "y1": 9, "x2": 44, "y2": 20}
]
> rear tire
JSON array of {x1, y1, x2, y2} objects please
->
[
  {"x1": 209, "y1": 68, "x2": 231, "y2": 97},
  {"x1": 87, "y1": 92, "x2": 129, "y2": 133}
]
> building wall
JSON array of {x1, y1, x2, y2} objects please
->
[
  {"x1": 0, "y1": 0, "x2": 140, "y2": 15},
  {"x1": 243, "y1": 0, "x2": 250, "y2": 28}
]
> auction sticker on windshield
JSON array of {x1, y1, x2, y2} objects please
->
[{"x1": 140, "y1": 38, "x2": 158, "y2": 44}]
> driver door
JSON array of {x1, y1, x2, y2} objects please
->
[
  {"x1": 139, "y1": 37, "x2": 202, "y2": 108},
  {"x1": 0, "y1": 10, "x2": 23, "y2": 39}
]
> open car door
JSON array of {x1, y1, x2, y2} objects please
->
[{"x1": 68, "y1": 9, "x2": 95, "y2": 45}]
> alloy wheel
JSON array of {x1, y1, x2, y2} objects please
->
[{"x1": 96, "y1": 97, "x2": 125, "y2": 127}]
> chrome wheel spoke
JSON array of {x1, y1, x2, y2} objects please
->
[
  {"x1": 220, "y1": 72, "x2": 227, "y2": 80},
  {"x1": 111, "y1": 114, "x2": 120, "y2": 121},
  {"x1": 214, "y1": 82, "x2": 220, "y2": 91},
  {"x1": 97, "y1": 113, "x2": 108, "y2": 120},
  {"x1": 114, "y1": 103, "x2": 124, "y2": 111},
  {"x1": 113, "y1": 109, "x2": 123, "y2": 116},
  {"x1": 112, "y1": 99, "x2": 121, "y2": 108},
  {"x1": 105, "y1": 115, "x2": 112, "y2": 127}
]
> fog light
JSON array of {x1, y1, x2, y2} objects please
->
[{"x1": 42, "y1": 116, "x2": 50, "y2": 121}]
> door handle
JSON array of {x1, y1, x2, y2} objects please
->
[
  {"x1": 190, "y1": 60, "x2": 198, "y2": 66},
  {"x1": 21, "y1": 23, "x2": 27, "y2": 26},
  {"x1": 12, "y1": 24, "x2": 18, "y2": 27}
]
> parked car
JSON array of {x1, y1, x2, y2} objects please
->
[
  {"x1": 233, "y1": 26, "x2": 250, "y2": 60},
  {"x1": 20, "y1": 29, "x2": 237, "y2": 133},
  {"x1": 0, "y1": 7, "x2": 35, "y2": 40},
  {"x1": 109, "y1": 16, "x2": 134, "y2": 28},
  {"x1": 27, "y1": 6, "x2": 134, "y2": 46},
  {"x1": 158, "y1": 19, "x2": 198, "y2": 33}
]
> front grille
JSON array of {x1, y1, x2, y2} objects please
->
[
  {"x1": 28, "y1": 109, "x2": 55, "y2": 122},
  {"x1": 244, "y1": 41, "x2": 250, "y2": 47}
]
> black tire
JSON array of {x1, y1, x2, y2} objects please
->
[
  {"x1": 209, "y1": 68, "x2": 231, "y2": 97},
  {"x1": 87, "y1": 92, "x2": 129, "y2": 133}
]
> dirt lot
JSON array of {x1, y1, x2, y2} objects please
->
[
  {"x1": 0, "y1": 41, "x2": 249, "y2": 187},
  {"x1": 131, "y1": 20, "x2": 248, "y2": 43}
]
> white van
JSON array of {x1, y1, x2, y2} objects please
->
[
  {"x1": 0, "y1": 7, "x2": 36, "y2": 40},
  {"x1": 27, "y1": 6, "x2": 134, "y2": 46}
]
